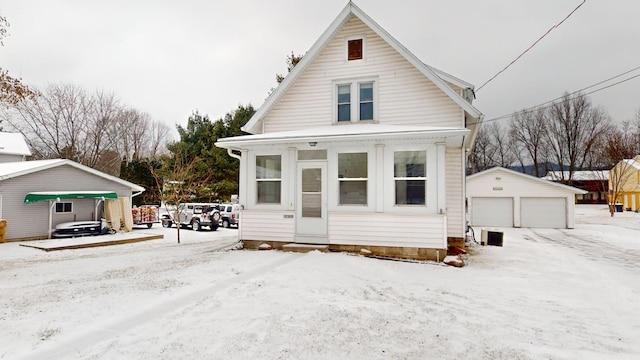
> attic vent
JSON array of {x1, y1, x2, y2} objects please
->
[{"x1": 348, "y1": 39, "x2": 363, "y2": 60}]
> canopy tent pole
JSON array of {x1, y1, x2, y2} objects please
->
[
  {"x1": 48, "y1": 199, "x2": 59, "y2": 239},
  {"x1": 94, "y1": 197, "x2": 106, "y2": 221}
]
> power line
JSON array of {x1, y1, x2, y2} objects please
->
[
  {"x1": 476, "y1": 0, "x2": 587, "y2": 92},
  {"x1": 469, "y1": 66, "x2": 640, "y2": 126}
]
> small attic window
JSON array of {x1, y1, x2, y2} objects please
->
[{"x1": 348, "y1": 38, "x2": 363, "y2": 60}]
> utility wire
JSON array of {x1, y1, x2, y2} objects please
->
[
  {"x1": 469, "y1": 66, "x2": 640, "y2": 126},
  {"x1": 476, "y1": 0, "x2": 587, "y2": 92}
]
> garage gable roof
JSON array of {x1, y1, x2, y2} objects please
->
[
  {"x1": 467, "y1": 167, "x2": 587, "y2": 194},
  {"x1": 0, "y1": 159, "x2": 145, "y2": 193}
]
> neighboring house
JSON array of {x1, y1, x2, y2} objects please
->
[
  {"x1": 0, "y1": 159, "x2": 145, "y2": 241},
  {"x1": 215, "y1": 3, "x2": 483, "y2": 260},
  {"x1": 467, "y1": 167, "x2": 586, "y2": 229},
  {"x1": 543, "y1": 170, "x2": 609, "y2": 204},
  {"x1": 609, "y1": 156, "x2": 640, "y2": 211},
  {"x1": 0, "y1": 132, "x2": 31, "y2": 162}
]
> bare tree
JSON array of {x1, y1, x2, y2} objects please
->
[
  {"x1": 489, "y1": 122, "x2": 515, "y2": 168},
  {"x1": 150, "y1": 154, "x2": 212, "y2": 244},
  {"x1": 544, "y1": 93, "x2": 610, "y2": 186},
  {"x1": 608, "y1": 157, "x2": 638, "y2": 216},
  {"x1": 510, "y1": 108, "x2": 548, "y2": 177},
  {"x1": 467, "y1": 125, "x2": 496, "y2": 174},
  {"x1": 0, "y1": 16, "x2": 36, "y2": 109}
]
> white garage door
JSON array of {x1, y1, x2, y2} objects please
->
[
  {"x1": 520, "y1": 197, "x2": 566, "y2": 228},
  {"x1": 472, "y1": 197, "x2": 513, "y2": 227}
]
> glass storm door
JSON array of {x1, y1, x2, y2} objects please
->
[{"x1": 296, "y1": 162, "x2": 327, "y2": 243}]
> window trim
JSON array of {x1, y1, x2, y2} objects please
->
[
  {"x1": 338, "y1": 152, "x2": 368, "y2": 206},
  {"x1": 393, "y1": 150, "x2": 427, "y2": 206},
  {"x1": 55, "y1": 202, "x2": 73, "y2": 214},
  {"x1": 345, "y1": 35, "x2": 366, "y2": 61},
  {"x1": 332, "y1": 77, "x2": 378, "y2": 124},
  {"x1": 255, "y1": 154, "x2": 282, "y2": 205}
]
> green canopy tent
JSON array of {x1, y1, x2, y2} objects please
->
[{"x1": 24, "y1": 191, "x2": 118, "y2": 238}]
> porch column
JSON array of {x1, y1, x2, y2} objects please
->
[
  {"x1": 436, "y1": 142, "x2": 445, "y2": 214},
  {"x1": 287, "y1": 147, "x2": 296, "y2": 211},
  {"x1": 375, "y1": 144, "x2": 384, "y2": 213}
]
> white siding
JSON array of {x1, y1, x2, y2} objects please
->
[
  {"x1": 240, "y1": 210, "x2": 295, "y2": 242},
  {"x1": 446, "y1": 148, "x2": 464, "y2": 238},
  {"x1": 1, "y1": 165, "x2": 135, "y2": 240},
  {"x1": 328, "y1": 212, "x2": 446, "y2": 248},
  {"x1": 467, "y1": 168, "x2": 580, "y2": 229},
  {"x1": 263, "y1": 15, "x2": 462, "y2": 133},
  {"x1": 520, "y1": 197, "x2": 567, "y2": 228}
]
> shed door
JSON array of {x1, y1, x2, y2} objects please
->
[
  {"x1": 471, "y1": 197, "x2": 513, "y2": 227},
  {"x1": 521, "y1": 197, "x2": 566, "y2": 228}
]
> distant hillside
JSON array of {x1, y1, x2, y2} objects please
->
[{"x1": 508, "y1": 163, "x2": 567, "y2": 177}]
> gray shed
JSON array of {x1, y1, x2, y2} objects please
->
[
  {"x1": 0, "y1": 159, "x2": 144, "y2": 241},
  {"x1": 467, "y1": 167, "x2": 587, "y2": 229}
]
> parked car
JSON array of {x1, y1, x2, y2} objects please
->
[
  {"x1": 219, "y1": 203, "x2": 240, "y2": 228},
  {"x1": 160, "y1": 203, "x2": 221, "y2": 231}
]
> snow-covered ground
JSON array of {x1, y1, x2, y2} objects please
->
[{"x1": 1, "y1": 205, "x2": 639, "y2": 359}]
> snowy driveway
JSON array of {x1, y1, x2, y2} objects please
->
[{"x1": 1, "y1": 205, "x2": 640, "y2": 359}]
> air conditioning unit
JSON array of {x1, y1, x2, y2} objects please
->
[{"x1": 481, "y1": 229, "x2": 503, "y2": 247}]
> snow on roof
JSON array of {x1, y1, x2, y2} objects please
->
[
  {"x1": 217, "y1": 124, "x2": 469, "y2": 148},
  {"x1": 543, "y1": 170, "x2": 610, "y2": 181},
  {"x1": 468, "y1": 167, "x2": 587, "y2": 194},
  {"x1": 0, "y1": 159, "x2": 145, "y2": 192},
  {"x1": 622, "y1": 158, "x2": 640, "y2": 170},
  {"x1": 0, "y1": 132, "x2": 31, "y2": 156}
]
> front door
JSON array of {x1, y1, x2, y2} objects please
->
[{"x1": 296, "y1": 161, "x2": 327, "y2": 243}]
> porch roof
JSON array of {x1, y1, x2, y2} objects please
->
[
  {"x1": 24, "y1": 191, "x2": 118, "y2": 204},
  {"x1": 216, "y1": 124, "x2": 469, "y2": 149}
]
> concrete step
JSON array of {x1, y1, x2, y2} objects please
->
[{"x1": 282, "y1": 243, "x2": 329, "y2": 253}]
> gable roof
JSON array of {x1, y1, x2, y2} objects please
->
[
  {"x1": 468, "y1": 167, "x2": 587, "y2": 194},
  {"x1": 241, "y1": 2, "x2": 483, "y2": 135},
  {"x1": 0, "y1": 132, "x2": 32, "y2": 156},
  {"x1": 0, "y1": 159, "x2": 145, "y2": 193}
]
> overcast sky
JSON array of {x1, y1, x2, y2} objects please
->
[{"x1": 1, "y1": 0, "x2": 638, "y2": 138}]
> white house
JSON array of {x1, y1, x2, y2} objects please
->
[
  {"x1": 0, "y1": 132, "x2": 31, "y2": 162},
  {"x1": 467, "y1": 167, "x2": 587, "y2": 229},
  {"x1": 215, "y1": 3, "x2": 483, "y2": 260}
]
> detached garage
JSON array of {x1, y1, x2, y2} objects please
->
[{"x1": 467, "y1": 167, "x2": 587, "y2": 229}]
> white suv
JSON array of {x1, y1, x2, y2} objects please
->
[
  {"x1": 161, "y1": 203, "x2": 221, "y2": 231},
  {"x1": 219, "y1": 203, "x2": 240, "y2": 228}
]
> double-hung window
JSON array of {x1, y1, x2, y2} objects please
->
[
  {"x1": 334, "y1": 79, "x2": 377, "y2": 123},
  {"x1": 394, "y1": 151, "x2": 426, "y2": 205},
  {"x1": 338, "y1": 152, "x2": 368, "y2": 205},
  {"x1": 256, "y1": 155, "x2": 281, "y2": 204}
]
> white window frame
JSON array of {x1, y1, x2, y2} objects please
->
[
  {"x1": 393, "y1": 150, "x2": 427, "y2": 206},
  {"x1": 333, "y1": 77, "x2": 378, "y2": 124},
  {"x1": 55, "y1": 202, "x2": 73, "y2": 214},
  {"x1": 255, "y1": 154, "x2": 282, "y2": 205},
  {"x1": 337, "y1": 152, "x2": 368, "y2": 206},
  {"x1": 383, "y1": 143, "x2": 438, "y2": 214},
  {"x1": 345, "y1": 35, "x2": 366, "y2": 61}
]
